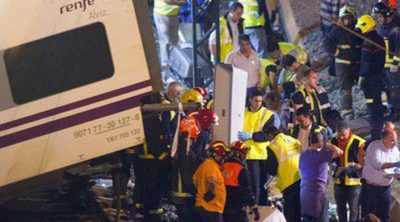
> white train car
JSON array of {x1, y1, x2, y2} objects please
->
[{"x1": 0, "y1": 0, "x2": 161, "y2": 199}]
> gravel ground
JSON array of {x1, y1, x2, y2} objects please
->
[{"x1": 284, "y1": 0, "x2": 400, "y2": 212}]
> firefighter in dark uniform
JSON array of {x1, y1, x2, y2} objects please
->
[
  {"x1": 356, "y1": 15, "x2": 386, "y2": 140},
  {"x1": 132, "y1": 92, "x2": 175, "y2": 221},
  {"x1": 330, "y1": 121, "x2": 365, "y2": 222},
  {"x1": 222, "y1": 141, "x2": 259, "y2": 222},
  {"x1": 374, "y1": 2, "x2": 400, "y2": 119},
  {"x1": 325, "y1": 5, "x2": 362, "y2": 120}
]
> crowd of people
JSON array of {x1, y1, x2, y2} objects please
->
[{"x1": 125, "y1": 1, "x2": 400, "y2": 222}]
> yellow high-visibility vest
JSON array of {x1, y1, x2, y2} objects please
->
[
  {"x1": 240, "y1": 0, "x2": 265, "y2": 28},
  {"x1": 154, "y1": 0, "x2": 180, "y2": 16},
  {"x1": 268, "y1": 133, "x2": 301, "y2": 191},
  {"x1": 259, "y1": 58, "x2": 276, "y2": 88},
  {"x1": 244, "y1": 107, "x2": 274, "y2": 160}
]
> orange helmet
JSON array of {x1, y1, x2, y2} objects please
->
[
  {"x1": 181, "y1": 89, "x2": 203, "y2": 103},
  {"x1": 230, "y1": 141, "x2": 250, "y2": 155},
  {"x1": 180, "y1": 114, "x2": 200, "y2": 138},
  {"x1": 209, "y1": 140, "x2": 229, "y2": 156}
]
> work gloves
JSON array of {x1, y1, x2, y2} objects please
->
[
  {"x1": 238, "y1": 131, "x2": 252, "y2": 141},
  {"x1": 203, "y1": 191, "x2": 216, "y2": 202}
]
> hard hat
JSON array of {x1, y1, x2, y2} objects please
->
[
  {"x1": 196, "y1": 109, "x2": 218, "y2": 130},
  {"x1": 193, "y1": 87, "x2": 208, "y2": 98},
  {"x1": 356, "y1": 15, "x2": 377, "y2": 34},
  {"x1": 339, "y1": 5, "x2": 355, "y2": 18},
  {"x1": 230, "y1": 141, "x2": 250, "y2": 155},
  {"x1": 180, "y1": 114, "x2": 200, "y2": 138},
  {"x1": 181, "y1": 89, "x2": 203, "y2": 103},
  {"x1": 209, "y1": 140, "x2": 229, "y2": 156},
  {"x1": 373, "y1": 2, "x2": 392, "y2": 17}
]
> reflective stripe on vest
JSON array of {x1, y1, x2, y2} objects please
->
[
  {"x1": 154, "y1": 0, "x2": 179, "y2": 16},
  {"x1": 259, "y1": 58, "x2": 276, "y2": 88},
  {"x1": 222, "y1": 162, "x2": 244, "y2": 187},
  {"x1": 384, "y1": 38, "x2": 394, "y2": 68},
  {"x1": 279, "y1": 42, "x2": 308, "y2": 65},
  {"x1": 244, "y1": 107, "x2": 273, "y2": 160},
  {"x1": 332, "y1": 134, "x2": 365, "y2": 186},
  {"x1": 298, "y1": 86, "x2": 323, "y2": 123},
  {"x1": 269, "y1": 133, "x2": 301, "y2": 191},
  {"x1": 139, "y1": 143, "x2": 167, "y2": 160},
  {"x1": 240, "y1": 0, "x2": 265, "y2": 28}
]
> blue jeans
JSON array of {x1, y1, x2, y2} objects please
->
[
  {"x1": 361, "y1": 183, "x2": 391, "y2": 222},
  {"x1": 334, "y1": 185, "x2": 361, "y2": 222}
]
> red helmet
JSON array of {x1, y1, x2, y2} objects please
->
[
  {"x1": 180, "y1": 114, "x2": 200, "y2": 138},
  {"x1": 193, "y1": 87, "x2": 207, "y2": 97},
  {"x1": 209, "y1": 140, "x2": 229, "y2": 156},
  {"x1": 230, "y1": 141, "x2": 250, "y2": 155},
  {"x1": 197, "y1": 109, "x2": 218, "y2": 130}
]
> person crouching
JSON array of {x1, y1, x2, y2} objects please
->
[{"x1": 222, "y1": 141, "x2": 260, "y2": 222}]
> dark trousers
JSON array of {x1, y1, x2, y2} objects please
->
[
  {"x1": 361, "y1": 183, "x2": 391, "y2": 222},
  {"x1": 334, "y1": 185, "x2": 361, "y2": 222},
  {"x1": 175, "y1": 198, "x2": 198, "y2": 222},
  {"x1": 386, "y1": 68, "x2": 400, "y2": 111},
  {"x1": 223, "y1": 206, "x2": 248, "y2": 222},
  {"x1": 195, "y1": 207, "x2": 223, "y2": 222},
  {"x1": 282, "y1": 181, "x2": 302, "y2": 222},
  {"x1": 335, "y1": 63, "x2": 359, "y2": 112},
  {"x1": 362, "y1": 80, "x2": 384, "y2": 140},
  {"x1": 133, "y1": 157, "x2": 169, "y2": 222},
  {"x1": 247, "y1": 160, "x2": 260, "y2": 204}
]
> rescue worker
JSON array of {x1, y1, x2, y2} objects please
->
[
  {"x1": 263, "y1": 126, "x2": 302, "y2": 222},
  {"x1": 330, "y1": 121, "x2": 365, "y2": 222},
  {"x1": 290, "y1": 107, "x2": 329, "y2": 151},
  {"x1": 280, "y1": 55, "x2": 310, "y2": 99},
  {"x1": 153, "y1": 0, "x2": 186, "y2": 69},
  {"x1": 222, "y1": 141, "x2": 260, "y2": 222},
  {"x1": 291, "y1": 69, "x2": 327, "y2": 127},
  {"x1": 132, "y1": 93, "x2": 174, "y2": 222},
  {"x1": 209, "y1": 2, "x2": 244, "y2": 63},
  {"x1": 374, "y1": 2, "x2": 400, "y2": 119},
  {"x1": 325, "y1": 5, "x2": 362, "y2": 120},
  {"x1": 260, "y1": 41, "x2": 309, "y2": 93},
  {"x1": 238, "y1": 90, "x2": 275, "y2": 206},
  {"x1": 356, "y1": 15, "x2": 386, "y2": 140},
  {"x1": 238, "y1": 0, "x2": 272, "y2": 58},
  {"x1": 170, "y1": 113, "x2": 202, "y2": 222},
  {"x1": 193, "y1": 141, "x2": 229, "y2": 222}
]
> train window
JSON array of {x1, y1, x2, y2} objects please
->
[{"x1": 4, "y1": 22, "x2": 114, "y2": 105}]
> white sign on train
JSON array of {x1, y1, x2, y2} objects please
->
[{"x1": 0, "y1": 0, "x2": 152, "y2": 187}]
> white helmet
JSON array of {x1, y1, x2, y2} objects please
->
[{"x1": 339, "y1": 5, "x2": 356, "y2": 18}]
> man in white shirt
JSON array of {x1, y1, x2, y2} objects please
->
[
  {"x1": 225, "y1": 34, "x2": 261, "y2": 96},
  {"x1": 361, "y1": 128, "x2": 400, "y2": 221}
]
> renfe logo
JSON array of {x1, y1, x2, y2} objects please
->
[{"x1": 60, "y1": 0, "x2": 95, "y2": 14}]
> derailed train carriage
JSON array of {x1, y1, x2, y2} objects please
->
[{"x1": 0, "y1": 0, "x2": 162, "y2": 202}]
